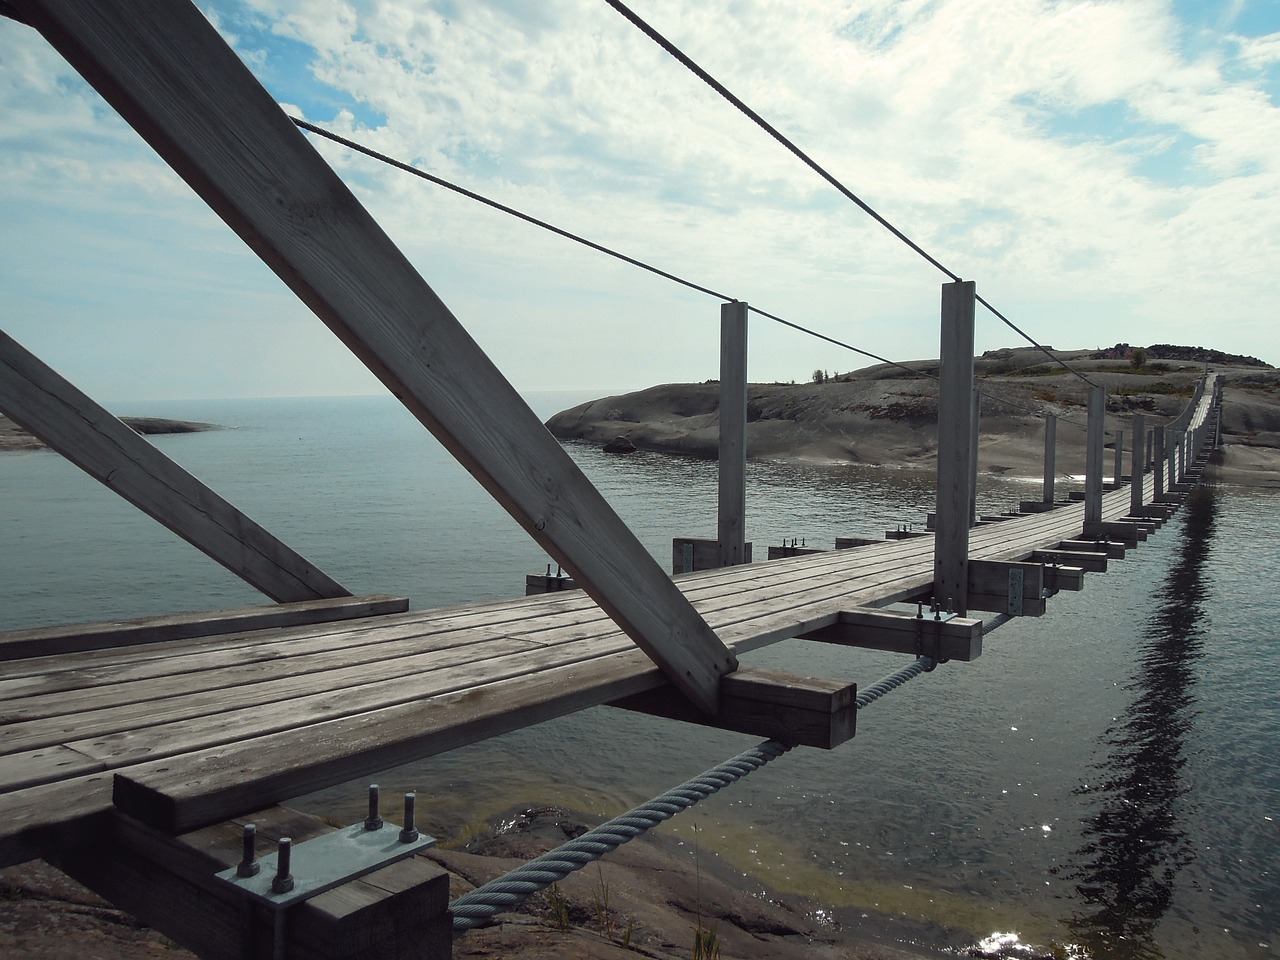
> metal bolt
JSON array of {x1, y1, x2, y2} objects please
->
[
  {"x1": 399, "y1": 792, "x2": 419, "y2": 843},
  {"x1": 272, "y1": 838, "x2": 295, "y2": 894},
  {"x1": 236, "y1": 823, "x2": 260, "y2": 878},
  {"x1": 916, "y1": 602, "x2": 924, "y2": 620},
  {"x1": 365, "y1": 784, "x2": 384, "y2": 831}
]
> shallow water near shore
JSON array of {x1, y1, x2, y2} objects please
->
[{"x1": 3, "y1": 393, "x2": 1278, "y2": 960}]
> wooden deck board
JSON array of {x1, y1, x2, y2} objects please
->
[{"x1": 0, "y1": 464, "x2": 1196, "y2": 865}]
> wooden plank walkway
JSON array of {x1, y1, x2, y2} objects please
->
[{"x1": 0, "y1": 476, "x2": 1175, "y2": 867}]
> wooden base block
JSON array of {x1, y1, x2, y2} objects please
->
[
  {"x1": 611, "y1": 667, "x2": 856, "y2": 749},
  {"x1": 799, "y1": 608, "x2": 982, "y2": 662},
  {"x1": 1031, "y1": 549, "x2": 1107, "y2": 573},
  {"x1": 767, "y1": 545, "x2": 827, "y2": 560},
  {"x1": 672, "y1": 538, "x2": 753, "y2": 574},
  {"x1": 1058, "y1": 539, "x2": 1127, "y2": 559},
  {"x1": 50, "y1": 806, "x2": 451, "y2": 960},
  {"x1": 525, "y1": 573, "x2": 578, "y2": 595}
]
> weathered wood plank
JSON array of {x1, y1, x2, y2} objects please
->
[
  {"x1": 0, "y1": 595, "x2": 407, "y2": 662},
  {"x1": 111, "y1": 647, "x2": 670, "y2": 834},
  {"x1": 0, "y1": 329, "x2": 350, "y2": 604},
  {"x1": 17, "y1": 0, "x2": 734, "y2": 714}
]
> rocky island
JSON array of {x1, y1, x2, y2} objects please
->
[
  {"x1": 546, "y1": 345, "x2": 1280, "y2": 487},
  {"x1": 0, "y1": 414, "x2": 219, "y2": 451}
]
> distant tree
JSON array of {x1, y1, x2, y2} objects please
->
[
  {"x1": 1131, "y1": 347, "x2": 1147, "y2": 368},
  {"x1": 812, "y1": 369, "x2": 826, "y2": 384}
]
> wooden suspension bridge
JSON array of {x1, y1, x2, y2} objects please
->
[{"x1": 0, "y1": 2, "x2": 1226, "y2": 957}]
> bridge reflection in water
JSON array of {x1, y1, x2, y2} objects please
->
[{"x1": 1062, "y1": 485, "x2": 1218, "y2": 959}]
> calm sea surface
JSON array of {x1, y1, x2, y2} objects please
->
[{"x1": 2, "y1": 394, "x2": 1277, "y2": 960}]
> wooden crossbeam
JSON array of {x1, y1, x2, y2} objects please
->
[
  {"x1": 965, "y1": 560, "x2": 1046, "y2": 616},
  {"x1": 1031, "y1": 549, "x2": 1107, "y2": 573},
  {"x1": 799, "y1": 608, "x2": 982, "y2": 662},
  {"x1": 0, "y1": 329, "x2": 351, "y2": 604},
  {"x1": 610, "y1": 667, "x2": 856, "y2": 749},
  {"x1": 19, "y1": 0, "x2": 734, "y2": 713},
  {"x1": 0, "y1": 595, "x2": 408, "y2": 660}
]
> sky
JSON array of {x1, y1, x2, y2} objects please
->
[{"x1": 2, "y1": 0, "x2": 1278, "y2": 402}]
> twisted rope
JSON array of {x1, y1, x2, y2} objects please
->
[{"x1": 449, "y1": 656, "x2": 937, "y2": 930}]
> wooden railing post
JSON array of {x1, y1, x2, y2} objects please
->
[
  {"x1": 1130, "y1": 414, "x2": 1145, "y2": 516},
  {"x1": 1113, "y1": 429, "x2": 1124, "y2": 487},
  {"x1": 1153, "y1": 424, "x2": 1166, "y2": 501},
  {"x1": 717, "y1": 301, "x2": 748, "y2": 567},
  {"x1": 1043, "y1": 414, "x2": 1057, "y2": 505},
  {"x1": 969, "y1": 387, "x2": 981, "y2": 526},
  {"x1": 1083, "y1": 386, "x2": 1105, "y2": 535},
  {"x1": 1145, "y1": 428, "x2": 1154, "y2": 474},
  {"x1": 933, "y1": 280, "x2": 976, "y2": 616}
]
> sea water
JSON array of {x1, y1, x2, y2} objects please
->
[{"x1": 2, "y1": 394, "x2": 1276, "y2": 960}]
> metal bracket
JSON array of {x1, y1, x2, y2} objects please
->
[
  {"x1": 217, "y1": 804, "x2": 435, "y2": 909},
  {"x1": 1007, "y1": 568, "x2": 1024, "y2": 617}
]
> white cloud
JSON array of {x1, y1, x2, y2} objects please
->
[{"x1": 2, "y1": 0, "x2": 1277, "y2": 404}]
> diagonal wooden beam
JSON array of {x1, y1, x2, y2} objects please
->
[
  {"x1": 0, "y1": 328, "x2": 350, "y2": 604},
  {"x1": 15, "y1": 0, "x2": 735, "y2": 712}
]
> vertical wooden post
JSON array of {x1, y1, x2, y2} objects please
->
[
  {"x1": 969, "y1": 387, "x2": 981, "y2": 526},
  {"x1": 1153, "y1": 424, "x2": 1166, "y2": 500},
  {"x1": 933, "y1": 280, "x2": 976, "y2": 616},
  {"x1": 1083, "y1": 386, "x2": 1105, "y2": 533},
  {"x1": 1145, "y1": 428, "x2": 1154, "y2": 474},
  {"x1": 717, "y1": 301, "x2": 748, "y2": 567},
  {"x1": 1043, "y1": 414, "x2": 1057, "y2": 505},
  {"x1": 1113, "y1": 429, "x2": 1124, "y2": 487},
  {"x1": 1130, "y1": 414, "x2": 1145, "y2": 516}
]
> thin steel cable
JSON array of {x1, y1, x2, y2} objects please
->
[
  {"x1": 292, "y1": 117, "x2": 937, "y2": 381},
  {"x1": 448, "y1": 657, "x2": 937, "y2": 930},
  {"x1": 748, "y1": 305, "x2": 937, "y2": 381},
  {"x1": 292, "y1": 117, "x2": 732, "y2": 302},
  {"x1": 601, "y1": 0, "x2": 1097, "y2": 388}
]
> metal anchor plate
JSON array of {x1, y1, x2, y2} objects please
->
[{"x1": 216, "y1": 822, "x2": 436, "y2": 909}]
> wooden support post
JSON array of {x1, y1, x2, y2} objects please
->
[
  {"x1": 969, "y1": 387, "x2": 981, "y2": 526},
  {"x1": 1130, "y1": 415, "x2": 1145, "y2": 517},
  {"x1": 933, "y1": 280, "x2": 976, "y2": 616},
  {"x1": 1043, "y1": 414, "x2": 1057, "y2": 505},
  {"x1": 718, "y1": 301, "x2": 748, "y2": 567},
  {"x1": 1113, "y1": 429, "x2": 1124, "y2": 487},
  {"x1": 1153, "y1": 424, "x2": 1167, "y2": 501},
  {"x1": 18, "y1": 0, "x2": 735, "y2": 713},
  {"x1": 1083, "y1": 385, "x2": 1105, "y2": 535},
  {"x1": 0, "y1": 329, "x2": 350, "y2": 604},
  {"x1": 1145, "y1": 428, "x2": 1154, "y2": 474}
]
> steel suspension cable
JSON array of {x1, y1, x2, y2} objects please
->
[
  {"x1": 600, "y1": 0, "x2": 1097, "y2": 388},
  {"x1": 292, "y1": 117, "x2": 933, "y2": 381},
  {"x1": 448, "y1": 655, "x2": 939, "y2": 930}
]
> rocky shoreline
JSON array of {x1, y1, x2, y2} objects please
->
[
  {"x1": 545, "y1": 347, "x2": 1280, "y2": 488},
  {"x1": 1, "y1": 806, "x2": 938, "y2": 960}
]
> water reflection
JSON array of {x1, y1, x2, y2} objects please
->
[{"x1": 1060, "y1": 486, "x2": 1218, "y2": 958}]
